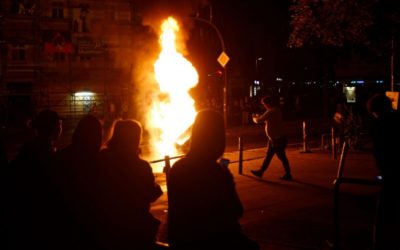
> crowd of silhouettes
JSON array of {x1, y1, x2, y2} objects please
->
[
  {"x1": 2, "y1": 108, "x2": 260, "y2": 249},
  {"x1": 2, "y1": 91, "x2": 398, "y2": 250},
  {"x1": 1, "y1": 111, "x2": 163, "y2": 249}
]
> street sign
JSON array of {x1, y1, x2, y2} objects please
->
[
  {"x1": 386, "y1": 91, "x2": 399, "y2": 110},
  {"x1": 217, "y1": 51, "x2": 230, "y2": 68}
]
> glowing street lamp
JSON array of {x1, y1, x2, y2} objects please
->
[{"x1": 74, "y1": 91, "x2": 95, "y2": 97}]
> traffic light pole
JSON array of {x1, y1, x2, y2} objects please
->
[{"x1": 190, "y1": 16, "x2": 228, "y2": 127}]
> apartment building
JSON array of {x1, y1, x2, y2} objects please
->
[{"x1": 0, "y1": 0, "x2": 149, "y2": 124}]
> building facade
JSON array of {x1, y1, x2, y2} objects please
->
[{"x1": 1, "y1": 0, "x2": 147, "y2": 125}]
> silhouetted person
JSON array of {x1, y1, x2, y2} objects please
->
[
  {"x1": 0, "y1": 129, "x2": 6, "y2": 250},
  {"x1": 367, "y1": 93, "x2": 400, "y2": 250},
  {"x1": 52, "y1": 114, "x2": 102, "y2": 249},
  {"x1": 250, "y1": 95, "x2": 292, "y2": 180},
  {"x1": 333, "y1": 95, "x2": 361, "y2": 150},
  {"x1": 0, "y1": 127, "x2": 7, "y2": 167},
  {"x1": 333, "y1": 95, "x2": 350, "y2": 146},
  {"x1": 6, "y1": 109, "x2": 62, "y2": 249},
  {"x1": 0, "y1": 127, "x2": 7, "y2": 247},
  {"x1": 97, "y1": 119, "x2": 163, "y2": 249},
  {"x1": 167, "y1": 109, "x2": 259, "y2": 250}
]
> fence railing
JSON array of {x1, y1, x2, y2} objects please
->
[
  {"x1": 147, "y1": 120, "x2": 369, "y2": 176},
  {"x1": 148, "y1": 136, "x2": 268, "y2": 176},
  {"x1": 329, "y1": 141, "x2": 382, "y2": 250}
]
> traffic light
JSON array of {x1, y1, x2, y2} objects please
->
[{"x1": 208, "y1": 69, "x2": 223, "y2": 77}]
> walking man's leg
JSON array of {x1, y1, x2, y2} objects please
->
[
  {"x1": 251, "y1": 141, "x2": 275, "y2": 178},
  {"x1": 275, "y1": 138, "x2": 292, "y2": 180}
]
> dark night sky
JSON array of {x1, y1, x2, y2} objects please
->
[
  {"x1": 211, "y1": 0, "x2": 292, "y2": 79},
  {"x1": 134, "y1": 0, "x2": 357, "y2": 90},
  {"x1": 202, "y1": 0, "x2": 319, "y2": 83},
  {"x1": 135, "y1": 0, "x2": 298, "y2": 81},
  {"x1": 136, "y1": 0, "x2": 399, "y2": 86}
]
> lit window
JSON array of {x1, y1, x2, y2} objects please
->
[
  {"x1": 75, "y1": 91, "x2": 95, "y2": 97},
  {"x1": 74, "y1": 91, "x2": 96, "y2": 114}
]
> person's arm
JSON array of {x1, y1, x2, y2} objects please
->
[
  {"x1": 142, "y1": 161, "x2": 163, "y2": 202},
  {"x1": 252, "y1": 110, "x2": 270, "y2": 124}
]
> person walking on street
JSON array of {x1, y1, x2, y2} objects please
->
[{"x1": 250, "y1": 95, "x2": 292, "y2": 180}]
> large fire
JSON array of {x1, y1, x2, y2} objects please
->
[{"x1": 148, "y1": 17, "x2": 198, "y2": 158}]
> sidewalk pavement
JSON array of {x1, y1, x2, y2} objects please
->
[
  {"x1": 225, "y1": 119, "x2": 336, "y2": 151},
  {"x1": 151, "y1": 145, "x2": 380, "y2": 250}
]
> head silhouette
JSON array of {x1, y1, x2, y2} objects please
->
[
  {"x1": 72, "y1": 114, "x2": 102, "y2": 154},
  {"x1": 188, "y1": 109, "x2": 225, "y2": 160},
  {"x1": 107, "y1": 119, "x2": 142, "y2": 154},
  {"x1": 261, "y1": 95, "x2": 278, "y2": 108},
  {"x1": 367, "y1": 93, "x2": 393, "y2": 118},
  {"x1": 30, "y1": 109, "x2": 61, "y2": 141}
]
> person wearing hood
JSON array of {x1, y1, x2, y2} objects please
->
[{"x1": 167, "y1": 109, "x2": 259, "y2": 250}]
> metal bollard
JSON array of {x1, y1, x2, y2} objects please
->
[
  {"x1": 300, "y1": 121, "x2": 311, "y2": 153},
  {"x1": 331, "y1": 127, "x2": 336, "y2": 159},
  {"x1": 238, "y1": 136, "x2": 243, "y2": 175},
  {"x1": 163, "y1": 155, "x2": 171, "y2": 181},
  {"x1": 332, "y1": 142, "x2": 349, "y2": 249}
]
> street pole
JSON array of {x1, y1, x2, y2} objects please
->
[
  {"x1": 390, "y1": 35, "x2": 394, "y2": 92},
  {"x1": 190, "y1": 16, "x2": 228, "y2": 127},
  {"x1": 255, "y1": 57, "x2": 262, "y2": 80}
]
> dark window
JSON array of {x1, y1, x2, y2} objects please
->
[
  {"x1": 53, "y1": 52, "x2": 66, "y2": 61},
  {"x1": 14, "y1": 1, "x2": 36, "y2": 15},
  {"x1": 73, "y1": 20, "x2": 79, "y2": 33},
  {"x1": 52, "y1": 2, "x2": 64, "y2": 18},
  {"x1": 79, "y1": 4, "x2": 90, "y2": 32},
  {"x1": 11, "y1": 45, "x2": 26, "y2": 61},
  {"x1": 80, "y1": 55, "x2": 91, "y2": 61}
]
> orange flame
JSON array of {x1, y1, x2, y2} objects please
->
[{"x1": 148, "y1": 17, "x2": 198, "y2": 158}]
